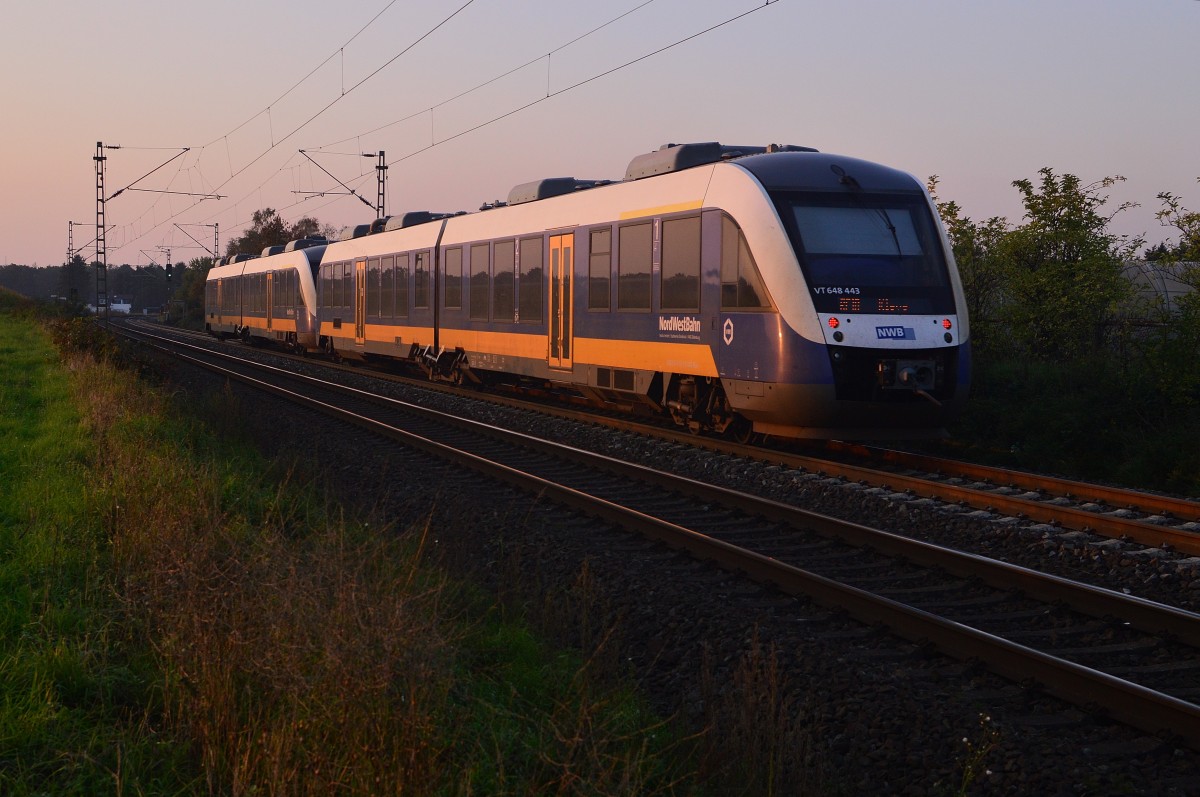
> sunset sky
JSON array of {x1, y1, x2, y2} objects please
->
[{"x1": 3, "y1": 0, "x2": 1197, "y2": 267}]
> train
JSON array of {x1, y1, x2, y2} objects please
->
[{"x1": 205, "y1": 141, "x2": 970, "y2": 440}]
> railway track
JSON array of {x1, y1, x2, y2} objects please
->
[
  {"x1": 121, "y1": 318, "x2": 1200, "y2": 557},
  {"x1": 115, "y1": 320, "x2": 1200, "y2": 751}
]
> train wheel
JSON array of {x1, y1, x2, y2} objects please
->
[{"x1": 726, "y1": 416, "x2": 754, "y2": 444}]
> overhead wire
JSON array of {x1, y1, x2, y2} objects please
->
[
  {"x1": 113, "y1": 1, "x2": 476, "y2": 258},
  {"x1": 114, "y1": 0, "x2": 780, "y2": 259},
  {"x1": 201, "y1": 0, "x2": 406, "y2": 149},
  {"x1": 316, "y1": 0, "x2": 659, "y2": 151},
  {"x1": 393, "y1": 1, "x2": 778, "y2": 162}
]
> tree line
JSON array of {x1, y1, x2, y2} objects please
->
[
  {"x1": 0, "y1": 209, "x2": 337, "y2": 322},
  {"x1": 927, "y1": 170, "x2": 1199, "y2": 493}
]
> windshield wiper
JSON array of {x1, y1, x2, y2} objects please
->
[{"x1": 875, "y1": 208, "x2": 902, "y2": 256}]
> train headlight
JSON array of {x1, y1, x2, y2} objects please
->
[
  {"x1": 828, "y1": 317, "x2": 840, "y2": 329},
  {"x1": 942, "y1": 318, "x2": 952, "y2": 330}
]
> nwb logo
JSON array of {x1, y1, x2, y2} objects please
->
[{"x1": 876, "y1": 326, "x2": 914, "y2": 340}]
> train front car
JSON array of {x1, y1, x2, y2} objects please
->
[{"x1": 708, "y1": 149, "x2": 970, "y2": 439}]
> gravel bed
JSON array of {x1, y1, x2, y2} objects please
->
[{"x1": 147, "y1": 334, "x2": 1200, "y2": 794}]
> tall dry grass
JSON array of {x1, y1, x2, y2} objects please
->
[
  {"x1": 48, "y1": 323, "x2": 706, "y2": 795},
  {"x1": 64, "y1": 344, "x2": 457, "y2": 794}
]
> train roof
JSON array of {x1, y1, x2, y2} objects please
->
[
  {"x1": 622, "y1": 142, "x2": 816, "y2": 181},
  {"x1": 731, "y1": 151, "x2": 924, "y2": 193},
  {"x1": 320, "y1": 143, "x2": 921, "y2": 248},
  {"x1": 284, "y1": 236, "x2": 327, "y2": 252},
  {"x1": 382, "y1": 211, "x2": 466, "y2": 232},
  {"x1": 507, "y1": 178, "x2": 612, "y2": 206}
]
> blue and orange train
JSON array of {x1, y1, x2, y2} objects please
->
[{"x1": 206, "y1": 142, "x2": 970, "y2": 439}]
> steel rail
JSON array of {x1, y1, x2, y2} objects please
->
[
  {"x1": 123, "y1": 327, "x2": 1200, "y2": 752},
  {"x1": 118, "y1": 319, "x2": 1200, "y2": 553},
  {"x1": 121, "y1": 324, "x2": 1200, "y2": 643},
  {"x1": 824, "y1": 441, "x2": 1200, "y2": 522}
]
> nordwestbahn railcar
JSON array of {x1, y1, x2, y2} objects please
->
[
  {"x1": 205, "y1": 238, "x2": 326, "y2": 352},
  {"x1": 206, "y1": 142, "x2": 970, "y2": 439}
]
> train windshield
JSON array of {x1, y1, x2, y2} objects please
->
[{"x1": 773, "y1": 191, "x2": 955, "y2": 315}]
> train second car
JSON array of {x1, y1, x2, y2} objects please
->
[{"x1": 206, "y1": 142, "x2": 970, "y2": 439}]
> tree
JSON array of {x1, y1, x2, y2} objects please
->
[
  {"x1": 928, "y1": 176, "x2": 1010, "y2": 353},
  {"x1": 1151, "y1": 181, "x2": 1200, "y2": 277},
  {"x1": 1138, "y1": 183, "x2": 1200, "y2": 404},
  {"x1": 995, "y1": 169, "x2": 1141, "y2": 359},
  {"x1": 57, "y1": 255, "x2": 90, "y2": 305},
  {"x1": 224, "y1": 210, "x2": 335, "y2": 259},
  {"x1": 226, "y1": 208, "x2": 290, "y2": 258},
  {"x1": 169, "y1": 256, "x2": 214, "y2": 329}
]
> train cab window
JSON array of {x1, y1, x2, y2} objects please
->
[
  {"x1": 660, "y1": 216, "x2": 701, "y2": 311},
  {"x1": 470, "y1": 243, "x2": 491, "y2": 321},
  {"x1": 395, "y1": 254, "x2": 410, "y2": 317},
  {"x1": 367, "y1": 258, "x2": 382, "y2": 317},
  {"x1": 588, "y1": 228, "x2": 611, "y2": 310},
  {"x1": 493, "y1": 240, "x2": 515, "y2": 321},
  {"x1": 381, "y1": 255, "x2": 395, "y2": 318},
  {"x1": 519, "y1": 237, "x2": 542, "y2": 322},
  {"x1": 721, "y1": 216, "x2": 771, "y2": 309},
  {"x1": 414, "y1": 251, "x2": 429, "y2": 309},
  {"x1": 618, "y1": 222, "x2": 652, "y2": 310},
  {"x1": 444, "y1": 247, "x2": 462, "y2": 309}
]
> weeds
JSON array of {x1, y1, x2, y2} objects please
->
[
  {"x1": 5, "y1": 307, "x2": 707, "y2": 794},
  {"x1": 956, "y1": 713, "x2": 1001, "y2": 795}
]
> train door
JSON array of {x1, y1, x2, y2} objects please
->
[
  {"x1": 354, "y1": 259, "x2": 366, "y2": 345},
  {"x1": 266, "y1": 272, "x2": 274, "y2": 330},
  {"x1": 548, "y1": 233, "x2": 574, "y2": 370},
  {"x1": 216, "y1": 279, "x2": 224, "y2": 322}
]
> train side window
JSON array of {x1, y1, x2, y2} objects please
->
[
  {"x1": 661, "y1": 216, "x2": 701, "y2": 311},
  {"x1": 519, "y1": 236, "x2": 542, "y2": 322},
  {"x1": 493, "y1": 240, "x2": 515, "y2": 321},
  {"x1": 343, "y1": 263, "x2": 354, "y2": 311},
  {"x1": 367, "y1": 258, "x2": 381, "y2": 317},
  {"x1": 414, "y1": 251, "x2": 429, "y2": 309},
  {"x1": 395, "y1": 254, "x2": 410, "y2": 317},
  {"x1": 470, "y1": 242, "x2": 491, "y2": 321},
  {"x1": 444, "y1": 247, "x2": 463, "y2": 309},
  {"x1": 589, "y1": 227, "x2": 611, "y2": 311},
  {"x1": 617, "y1": 222, "x2": 652, "y2": 310},
  {"x1": 721, "y1": 216, "x2": 770, "y2": 309},
  {"x1": 381, "y1": 255, "x2": 394, "y2": 318}
]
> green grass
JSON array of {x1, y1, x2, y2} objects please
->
[
  {"x1": 0, "y1": 298, "x2": 197, "y2": 794},
  {"x1": 0, "y1": 296, "x2": 708, "y2": 795}
]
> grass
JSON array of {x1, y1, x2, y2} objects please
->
[
  {"x1": 0, "y1": 292, "x2": 196, "y2": 793},
  {"x1": 0, "y1": 293, "x2": 710, "y2": 795}
]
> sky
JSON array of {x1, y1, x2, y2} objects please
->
[{"x1": 2, "y1": 0, "x2": 1197, "y2": 268}]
